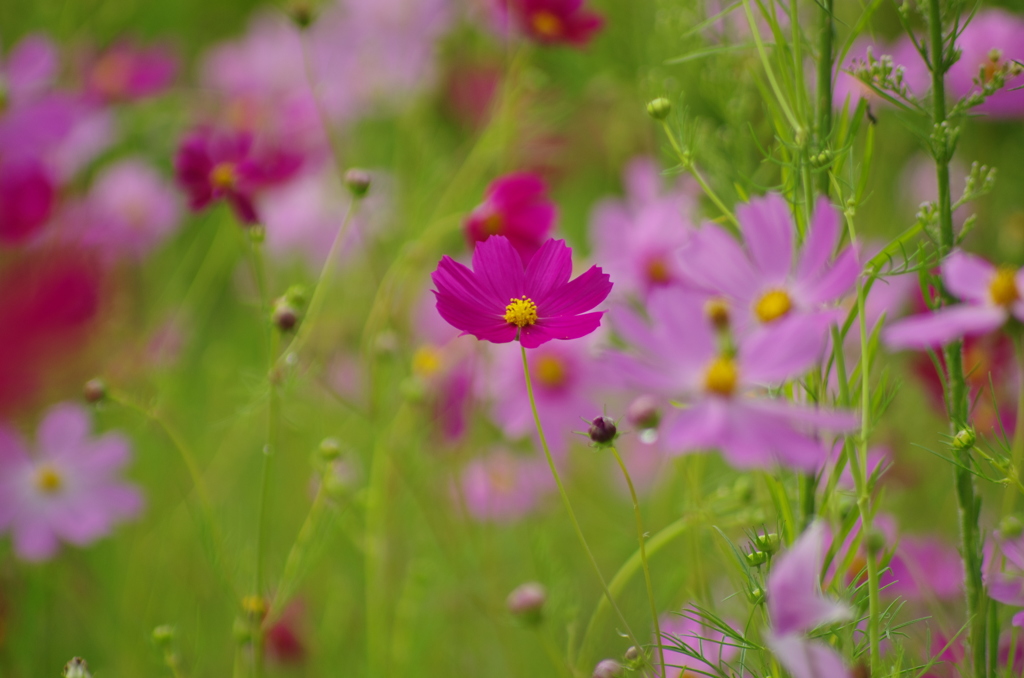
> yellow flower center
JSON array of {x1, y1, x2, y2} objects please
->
[
  {"x1": 646, "y1": 257, "x2": 671, "y2": 285},
  {"x1": 535, "y1": 354, "x2": 567, "y2": 388},
  {"x1": 505, "y1": 296, "x2": 538, "y2": 328},
  {"x1": 754, "y1": 289, "x2": 792, "y2": 323},
  {"x1": 34, "y1": 465, "x2": 63, "y2": 494},
  {"x1": 704, "y1": 356, "x2": 738, "y2": 396},
  {"x1": 705, "y1": 297, "x2": 730, "y2": 330},
  {"x1": 482, "y1": 212, "x2": 504, "y2": 235},
  {"x1": 530, "y1": 10, "x2": 563, "y2": 38},
  {"x1": 210, "y1": 162, "x2": 238, "y2": 190},
  {"x1": 412, "y1": 345, "x2": 443, "y2": 377},
  {"x1": 241, "y1": 595, "x2": 266, "y2": 618},
  {"x1": 989, "y1": 266, "x2": 1019, "y2": 306}
]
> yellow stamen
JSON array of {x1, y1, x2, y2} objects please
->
[
  {"x1": 705, "y1": 297, "x2": 730, "y2": 330},
  {"x1": 646, "y1": 257, "x2": 671, "y2": 285},
  {"x1": 504, "y1": 296, "x2": 538, "y2": 328},
  {"x1": 754, "y1": 289, "x2": 792, "y2": 323},
  {"x1": 535, "y1": 354, "x2": 567, "y2": 388},
  {"x1": 35, "y1": 465, "x2": 63, "y2": 494},
  {"x1": 210, "y1": 162, "x2": 237, "y2": 190},
  {"x1": 482, "y1": 212, "x2": 504, "y2": 235},
  {"x1": 412, "y1": 345, "x2": 443, "y2": 377},
  {"x1": 989, "y1": 266, "x2": 1019, "y2": 306},
  {"x1": 530, "y1": 10, "x2": 563, "y2": 38},
  {"x1": 704, "y1": 356, "x2": 738, "y2": 396}
]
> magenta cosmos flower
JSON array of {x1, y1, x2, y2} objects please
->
[
  {"x1": 0, "y1": 34, "x2": 58, "y2": 107},
  {"x1": 884, "y1": 250, "x2": 1024, "y2": 349},
  {"x1": 0, "y1": 403, "x2": 142, "y2": 561},
  {"x1": 84, "y1": 40, "x2": 178, "y2": 103},
  {"x1": 608, "y1": 288, "x2": 856, "y2": 471},
  {"x1": 432, "y1": 235, "x2": 612, "y2": 349},
  {"x1": 504, "y1": 0, "x2": 604, "y2": 46},
  {"x1": 174, "y1": 126, "x2": 303, "y2": 225},
  {"x1": 678, "y1": 193, "x2": 859, "y2": 333},
  {"x1": 767, "y1": 522, "x2": 852, "y2": 678},
  {"x1": 465, "y1": 173, "x2": 556, "y2": 264},
  {"x1": 0, "y1": 156, "x2": 55, "y2": 245}
]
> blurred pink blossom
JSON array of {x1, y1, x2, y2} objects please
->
[
  {"x1": 457, "y1": 449, "x2": 553, "y2": 522},
  {"x1": 465, "y1": 173, "x2": 556, "y2": 265},
  {"x1": 947, "y1": 9, "x2": 1024, "y2": 118},
  {"x1": 84, "y1": 41, "x2": 177, "y2": 103}
]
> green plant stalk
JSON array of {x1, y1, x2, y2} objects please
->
[
  {"x1": 815, "y1": 0, "x2": 834, "y2": 195},
  {"x1": 519, "y1": 346, "x2": 641, "y2": 661},
  {"x1": 926, "y1": 2, "x2": 986, "y2": 675},
  {"x1": 610, "y1": 445, "x2": 665, "y2": 677},
  {"x1": 1003, "y1": 333, "x2": 1024, "y2": 516},
  {"x1": 658, "y1": 120, "x2": 740, "y2": 233}
]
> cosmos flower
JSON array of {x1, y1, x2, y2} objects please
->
[
  {"x1": 834, "y1": 37, "x2": 929, "y2": 112},
  {"x1": 464, "y1": 173, "x2": 556, "y2": 265},
  {"x1": 457, "y1": 449, "x2": 554, "y2": 522},
  {"x1": 0, "y1": 34, "x2": 58, "y2": 107},
  {"x1": 658, "y1": 607, "x2": 737, "y2": 677},
  {"x1": 608, "y1": 288, "x2": 856, "y2": 471},
  {"x1": 984, "y1": 527, "x2": 1024, "y2": 627},
  {"x1": 503, "y1": 0, "x2": 604, "y2": 46},
  {"x1": 883, "y1": 250, "x2": 1024, "y2": 349},
  {"x1": 0, "y1": 403, "x2": 142, "y2": 561},
  {"x1": 431, "y1": 235, "x2": 612, "y2": 349},
  {"x1": 0, "y1": 156, "x2": 55, "y2": 245},
  {"x1": 84, "y1": 41, "x2": 178, "y2": 103},
  {"x1": 678, "y1": 194, "x2": 859, "y2": 333},
  {"x1": 946, "y1": 9, "x2": 1024, "y2": 118},
  {"x1": 766, "y1": 522, "x2": 852, "y2": 678},
  {"x1": 174, "y1": 126, "x2": 303, "y2": 225}
]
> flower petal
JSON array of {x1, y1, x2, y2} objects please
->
[
  {"x1": 942, "y1": 250, "x2": 996, "y2": 304},
  {"x1": 768, "y1": 521, "x2": 851, "y2": 634},
  {"x1": 797, "y1": 246, "x2": 860, "y2": 307},
  {"x1": 677, "y1": 224, "x2": 759, "y2": 300},
  {"x1": 472, "y1": 235, "x2": 526, "y2": 304},
  {"x1": 661, "y1": 399, "x2": 728, "y2": 454},
  {"x1": 538, "y1": 265, "x2": 612, "y2": 318},
  {"x1": 524, "y1": 238, "x2": 572, "y2": 304},
  {"x1": 522, "y1": 313, "x2": 604, "y2": 347},
  {"x1": 738, "y1": 193, "x2": 793, "y2": 283},
  {"x1": 739, "y1": 314, "x2": 833, "y2": 384},
  {"x1": 37, "y1": 403, "x2": 91, "y2": 460},
  {"x1": 883, "y1": 304, "x2": 1007, "y2": 349},
  {"x1": 796, "y1": 197, "x2": 841, "y2": 282},
  {"x1": 767, "y1": 634, "x2": 852, "y2": 678}
]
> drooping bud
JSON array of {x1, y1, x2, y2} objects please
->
[
  {"x1": 344, "y1": 169, "x2": 371, "y2": 198},
  {"x1": 83, "y1": 378, "x2": 107, "y2": 404},
  {"x1": 952, "y1": 427, "x2": 976, "y2": 451},
  {"x1": 588, "y1": 416, "x2": 618, "y2": 445},
  {"x1": 626, "y1": 395, "x2": 660, "y2": 431},
  {"x1": 593, "y1": 659, "x2": 624, "y2": 678},
  {"x1": 507, "y1": 582, "x2": 546, "y2": 625},
  {"x1": 63, "y1": 658, "x2": 92, "y2": 678},
  {"x1": 646, "y1": 97, "x2": 672, "y2": 121}
]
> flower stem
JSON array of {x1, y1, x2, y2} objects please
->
[
  {"x1": 815, "y1": 0, "x2": 834, "y2": 196},
  {"x1": 658, "y1": 120, "x2": 740, "y2": 234},
  {"x1": 519, "y1": 346, "x2": 641, "y2": 654},
  {"x1": 1003, "y1": 333, "x2": 1024, "y2": 516},
  {"x1": 609, "y1": 445, "x2": 665, "y2": 677}
]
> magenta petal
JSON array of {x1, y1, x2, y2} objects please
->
[
  {"x1": 883, "y1": 304, "x2": 1006, "y2": 349},
  {"x1": 538, "y1": 265, "x2": 612, "y2": 317},
  {"x1": 767, "y1": 634, "x2": 851, "y2": 678},
  {"x1": 7, "y1": 35, "x2": 58, "y2": 95},
  {"x1": 798, "y1": 246, "x2": 860, "y2": 306},
  {"x1": 524, "y1": 238, "x2": 573, "y2": 304},
  {"x1": 739, "y1": 193, "x2": 793, "y2": 282},
  {"x1": 942, "y1": 250, "x2": 995, "y2": 304},
  {"x1": 472, "y1": 235, "x2": 525, "y2": 304},
  {"x1": 523, "y1": 313, "x2": 603, "y2": 347},
  {"x1": 1014, "y1": 611, "x2": 1024, "y2": 629},
  {"x1": 797, "y1": 197, "x2": 841, "y2": 281},
  {"x1": 740, "y1": 314, "x2": 831, "y2": 384}
]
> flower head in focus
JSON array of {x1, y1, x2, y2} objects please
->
[
  {"x1": 503, "y1": 0, "x2": 604, "y2": 47},
  {"x1": 432, "y1": 235, "x2": 612, "y2": 348},
  {"x1": 84, "y1": 41, "x2": 177, "y2": 103},
  {"x1": 0, "y1": 403, "x2": 142, "y2": 561},
  {"x1": 465, "y1": 173, "x2": 556, "y2": 264}
]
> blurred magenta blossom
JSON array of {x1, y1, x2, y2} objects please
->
[
  {"x1": 83, "y1": 40, "x2": 177, "y2": 104},
  {"x1": 457, "y1": 449, "x2": 554, "y2": 522},
  {"x1": 465, "y1": 173, "x2": 556, "y2": 264},
  {"x1": 500, "y1": 0, "x2": 604, "y2": 46},
  {"x1": 946, "y1": 9, "x2": 1024, "y2": 118}
]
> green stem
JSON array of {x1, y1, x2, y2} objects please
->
[
  {"x1": 658, "y1": 120, "x2": 740, "y2": 233},
  {"x1": 609, "y1": 445, "x2": 664, "y2": 677},
  {"x1": 537, "y1": 630, "x2": 574, "y2": 678},
  {"x1": 519, "y1": 346, "x2": 641, "y2": 656},
  {"x1": 815, "y1": 0, "x2": 834, "y2": 195},
  {"x1": 1003, "y1": 333, "x2": 1024, "y2": 516}
]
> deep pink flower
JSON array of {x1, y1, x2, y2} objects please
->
[
  {"x1": 884, "y1": 250, "x2": 1024, "y2": 349},
  {"x1": 608, "y1": 288, "x2": 856, "y2": 471},
  {"x1": 946, "y1": 9, "x2": 1024, "y2": 118},
  {"x1": 0, "y1": 403, "x2": 142, "y2": 561},
  {"x1": 84, "y1": 41, "x2": 177, "y2": 103},
  {"x1": 457, "y1": 449, "x2": 553, "y2": 522},
  {"x1": 658, "y1": 607, "x2": 737, "y2": 677},
  {"x1": 766, "y1": 522, "x2": 852, "y2": 678},
  {"x1": 465, "y1": 173, "x2": 556, "y2": 265},
  {"x1": 0, "y1": 157, "x2": 55, "y2": 245},
  {"x1": 504, "y1": 0, "x2": 604, "y2": 46},
  {"x1": 174, "y1": 126, "x2": 302, "y2": 225},
  {"x1": 431, "y1": 235, "x2": 612, "y2": 349},
  {"x1": 678, "y1": 194, "x2": 859, "y2": 333}
]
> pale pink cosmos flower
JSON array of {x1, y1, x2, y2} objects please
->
[
  {"x1": 0, "y1": 34, "x2": 59, "y2": 106},
  {"x1": 658, "y1": 607, "x2": 737, "y2": 677},
  {"x1": 766, "y1": 522, "x2": 852, "y2": 678},
  {"x1": 678, "y1": 193, "x2": 859, "y2": 334},
  {"x1": 590, "y1": 157, "x2": 696, "y2": 299},
  {"x1": 608, "y1": 288, "x2": 856, "y2": 471},
  {"x1": 946, "y1": 9, "x2": 1024, "y2": 118},
  {"x1": 884, "y1": 250, "x2": 1024, "y2": 349},
  {"x1": 457, "y1": 449, "x2": 554, "y2": 522},
  {"x1": 983, "y1": 528, "x2": 1024, "y2": 627},
  {"x1": 0, "y1": 403, "x2": 142, "y2": 561},
  {"x1": 834, "y1": 37, "x2": 930, "y2": 111}
]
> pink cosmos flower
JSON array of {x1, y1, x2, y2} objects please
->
[
  {"x1": 590, "y1": 157, "x2": 696, "y2": 299},
  {"x1": 678, "y1": 194, "x2": 859, "y2": 333},
  {"x1": 457, "y1": 449, "x2": 553, "y2": 522},
  {"x1": 984, "y1": 528, "x2": 1024, "y2": 627},
  {"x1": 464, "y1": 173, "x2": 556, "y2": 264},
  {"x1": 84, "y1": 41, "x2": 177, "y2": 103},
  {"x1": 503, "y1": 0, "x2": 604, "y2": 46},
  {"x1": 431, "y1": 235, "x2": 613, "y2": 349},
  {"x1": 834, "y1": 37, "x2": 930, "y2": 112},
  {"x1": 766, "y1": 522, "x2": 852, "y2": 678},
  {"x1": 946, "y1": 9, "x2": 1024, "y2": 118},
  {"x1": 608, "y1": 288, "x2": 856, "y2": 471},
  {"x1": 0, "y1": 35, "x2": 58, "y2": 107},
  {"x1": 0, "y1": 157, "x2": 55, "y2": 245},
  {"x1": 0, "y1": 403, "x2": 142, "y2": 561},
  {"x1": 883, "y1": 250, "x2": 1024, "y2": 349},
  {"x1": 61, "y1": 159, "x2": 181, "y2": 260},
  {"x1": 658, "y1": 607, "x2": 737, "y2": 677},
  {"x1": 174, "y1": 126, "x2": 303, "y2": 225}
]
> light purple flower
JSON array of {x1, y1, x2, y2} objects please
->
[
  {"x1": 0, "y1": 403, "x2": 142, "y2": 561},
  {"x1": 678, "y1": 193, "x2": 859, "y2": 332},
  {"x1": 946, "y1": 9, "x2": 1024, "y2": 118},
  {"x1": 608, "y1": 288, "x2": 856, "y2": 471},
  {"x1": 658, "y1": 607, "x2": 737, "y2": 677},
  {"x1": 457, "y1": 449, "x2": 553, "y2": 522},
  {"x1": 834, "y1": 37, "x2": 930, "y2": 111},
  {"x1": 0, "y1": 34, "x2": 58, "y2": 106},
  {"x1": 766, "y1": 522, "x2": 852, "y2": 678},
  {"x1": 590, "y1": 157, "x2": 695, "y2": 298},
  {"x1": 465, "y1": 173, "x2": 556, "y2": 265},
  {"x1": 984, "y1": 528, "x2": 1024, "y2": 627},
  {"x1": 884, "y1": 250, "x2": 1023, "y2": 349}
]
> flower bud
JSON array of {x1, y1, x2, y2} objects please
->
[
  {"x1": 625, "y1": 646, "x2": 641, "y2": 661},
  {"x1": 63, "y1": 658, "x2": 92, "y2": 678},
  {"x1": 344, "y1": 169, "x2": 371, "y2": 198},
  {"x1": 83, "y1": 378, "x2": 107, "y2": 404},
  {"x1": 952, "y1": 427, "x2": 976, "y2": 451},
  {"x1": 593, "y1": 659, "x2": 624, "y2": 678},
  {"x1": 754, "y1": 532, "x2": 780, "y2": 554},
  {"x1": 249, "y1": 224, "x2": 266, "y2": 244},
  {"x1": 705, "y1": 297, "x2": 730, "y2": 330},
  {"x1": 319, "y1": 437, "x2": 342, "y2": 462},
  {"x1": 242, "y1": 595, "x2": 267, "y2": 621},
  {"x1": 1000, "y1": 515, "x2": 1024, "y2": 539},
  {"x1": 152, "y1": 625, "x2": 176, "y2": 647},
  {"x1": 747, "y1": 586, "x2": 765, "y2": 605},
  {"x1": 588, "y1": 416, "x2": 618, "y2": 445},
  {"x1": 646, "y1": 97, "x2": 672, "y2": 120},
  {"x1": 290, "y1": 1, "x2": 314, "y2": 28},
  {"x1": 627, "y1": 395, "x2": 660, "y2": 431},
  {"x1": 507, "y1": 582, "x2": 546, "y2": 625},
  {"x1": 745, "y1": 550, "x2": 768, "y2": 567},
  {"x1": 272, "y1": 299, "x2": 301, "y2": 332},
  {"x1": 284, "y1": 284, "x2": 308, "y2": 309},
  {"x1": 864, "y1": 528, "x2": 886, "y2": 557}
]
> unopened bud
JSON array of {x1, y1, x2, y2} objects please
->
[
  {"x1": 290, "y1": 1, "x2": 314, "y2": 28},
  {"x1": 627, "y1": 395, "x2": 660, "y2": 431},
  {"x1": 63, "y1": 658, "x2": 92, "y2": 678},
  {"x1": 1001, "y1": 515, "x2": 1024, "y2": 539},
  {"x1": 248, "y1": 224, "x2": 266, "y2": 244},
  {"x1": 754, "y1": 532, "x2": 780, "y2": 554},
  {"x1": 952, "y1": 427, "x2": 976, "y2": 451},
  {"x1": 242, "y1": 595, "x2": 266, "y2": 621},
  {"x1": 152, "y1": 625, "x2": 175, "y2": 647},
  {"x1": 705, "y1": 297, "x2": 730, "y2": 330},
  {"x1": 746, "y1": 550, "x2": 768, "y2": 567},
  {"x1": 272, "y1": 299, "x2": 301, "y2": 332},
  {"x1": 646, "y1": 97, "x2": 672, "y2": 120},
  {"x1": 588, "y1": 416, "x2": 618, "y2": 445},
  {"x1": 507, "y1": 582, "x2": 546, "y2": 625},
  {"x1": 864, "y1": 528, "x2": 886, "y2": 556},
  {"x1": 319, "y1": 437, "x2": 342, "y2": 461},
  {"x1": 625, "y1": 646, "x2": 641, "y2": 661},
  {"x1": 344, "y1": 169, "x2": 371, "y2": 198},
  {"x1": 284, "y1": 284, "x2": 308, "y2": 308},
  {"x1": 593, "y1": 659, "x2": 624, "y2": 678},
  {"x1": 83, "y1": 378, "x2": 107, "y2": 404},
  {"x1": 747, "y1": 586, "x2": 765, "y2": 605}
]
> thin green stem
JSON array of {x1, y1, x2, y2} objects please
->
[
  {"x1": 609, "y1": 445, "x2": 664, "y2": 677},
  {"x1": 1003, "y1": 333, "x2": 1024, "y2": 515},
  {"x1": 741, "y1": 0, "x2": 800, "y2": 131},
  {"x1": 658, "y1": 120, "x2": 740, "y2": 233},
  {"x1": 519, "y1": 346, "x2": 641, "y2": 656},
  {"x1": 815, "y1": 0, "x2": 834, "y2": 195}
]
